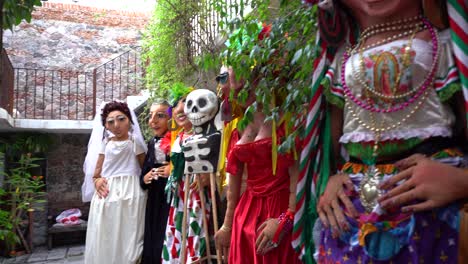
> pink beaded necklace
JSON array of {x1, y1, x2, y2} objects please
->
[{"x1": 341, "y1": 17, "x2": 440, "y2": 113}]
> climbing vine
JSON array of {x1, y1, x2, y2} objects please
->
[
  {"x1": 141, "y1": 0, "x2": 221, "y2": 98},
  {"x1": 204, "y1": 0, "x2": 319, "y2": 151},
  {"x1": 142, "y1": 0, "x2": 319, "y2": 150},
  {"x1": 141, "y1": 0, "x2": 186, "y2": 99}
]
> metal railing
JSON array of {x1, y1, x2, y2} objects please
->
[
  {"x1": 13, "y1": 69, "x2": 94, "y2": 120},
  {"x1": 11, "y1": 49, "x2": 143, "y2": 120},
  {"x1": 1, "y1": 48, "x2": 14, "y2": 115},
  {"x1": 92, "y1": 49, "x2": 143, "y2": 110}
]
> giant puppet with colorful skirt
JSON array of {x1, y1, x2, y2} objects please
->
[
  {"x1": 293, "y1": 0, "x2": 468, "y2": 263},
  {"x1": 162, "y1": 85, "x2": 223, "y2": 263}
]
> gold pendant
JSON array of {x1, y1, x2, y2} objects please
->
[{"x1": 359, "y1": 165, "x2": 382, "y2": 213}]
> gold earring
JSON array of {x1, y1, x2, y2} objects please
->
[{"x1": 167, "y1": 118, "x2": 180, "y2": 131}]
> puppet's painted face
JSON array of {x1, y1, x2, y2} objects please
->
[
  {"x1": 173, "y1": 97, "x2": 192, "y2": 129},
  {"x1": 184, "y1": 89, "x2": 219, "y2": 127},
  {"x1": 182, "y1": 90, "x2": 222, "y2": 174},
  {"x1": 104, "y1": 110, "x2": 131, "y2": 140},
  {"x1": 342, "y1": 0, "x2": 420, "y2": 26},
  {"x1": 149, "y1": 104, "x2": 169, "y2": 137}
]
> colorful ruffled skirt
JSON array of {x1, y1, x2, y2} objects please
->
[
  {"x1": 162, "y1": 174, "x2": 211, "y2": 264},
  {"x1": 319, "y1": 150, "x2": 463, "y2": 263}
]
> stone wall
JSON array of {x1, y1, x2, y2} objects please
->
[
  {"x1": 3, "y1": 2, "x2": 149, "y2": 70},
  {"x1": 3, "y1": 2, "x2": 148, "y2": 120}
]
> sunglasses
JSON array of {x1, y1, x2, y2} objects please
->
[
  {"x1": 216, "y1": 72, "x2": 229, "y2": 84},
  {"x1": 106, "y1": 115, "x2": 127, "y2": 126}
]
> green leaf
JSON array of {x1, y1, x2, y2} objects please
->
[
  {"x1": 291, "y1": 49, "x2": 303, "y2": 65},
  {"x1": 285, "y1": 40, "x2": 296, "y2": 51}
]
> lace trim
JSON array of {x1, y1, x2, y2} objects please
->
[{"x1": 340, "y1": 126, "x2": 452, "y2": 143}]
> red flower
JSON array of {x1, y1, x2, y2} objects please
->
[
  {"x1": 160, "y1": 131, "x2": 172, "y2": 155},
  {"x1": 258, "y1": 23, "x2": 272, "y2": 41}
]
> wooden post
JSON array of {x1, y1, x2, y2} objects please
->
[
  {"x1": 92, "y1": 69, "x2": 97, "y2": 117},
  {"x1": 180, "y1": 173, "x2": 191, "y2": 264},
  {"x1": 197, "y1": 174, "x2": 212, "y2": 263},
  {"x1": 210, "y1": 172, "x2": 222, "y2": 264}
]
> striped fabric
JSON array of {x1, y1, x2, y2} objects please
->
[
  {"x1": 435, "y1": 66, "x2": 460, "y2": 91},
  {"x1": 292, "y1": 35, "x2": 330, "y2": 263},
  {"x1": 447, "y1": 0, "x2": 468, "y2": 121}
]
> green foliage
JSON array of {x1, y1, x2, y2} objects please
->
[
  {"x1": 143, "y1": 0, "x2": 320, "y2": 152},
  {"x1": 2, "y1": 0, "x2": 42, "y2": 30},
  {"x1": 0, "y1": 133, "x2": 53, "y2": 156},
  {"x1": 0, "y1": 133, "x2": 49, "y2": 253},
  {"x1": 0, "y1": 154, "x2": 46, "y2": 252},
  {"x1": 141, "y1": 0, "x2": 196, "y2": 99},
  {"x1": 205, "y1": 0, "x2": 319, "y2": 152}
]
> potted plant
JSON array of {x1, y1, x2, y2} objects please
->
[{"x1": 0, "y1": 134, "x2": 50, "y2": 257}]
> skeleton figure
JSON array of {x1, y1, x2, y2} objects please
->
[{"x1": 183, "y1": 89, "x2": 221, "y2": 174}]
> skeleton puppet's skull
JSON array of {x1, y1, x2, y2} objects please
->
[{"x1": 184, "y1": 89, "x2": 219, "y2": 126}]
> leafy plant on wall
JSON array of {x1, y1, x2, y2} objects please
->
[
  {"x1": 142, "y1": 0, "x2": 319, "y2": 152},
  {"x1": 2, "y1": 0, "x2": 42, "y2": 30},
  {"x1": 204, "y1": 0, "x2": 319, "y2": 152},
  {"x1": 142, "y1": 0, "x2": 196, "y2": 99}
]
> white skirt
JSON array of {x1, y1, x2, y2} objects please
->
[{"x1": 85, "y1": 175, "x2": 147, "y2": 264}]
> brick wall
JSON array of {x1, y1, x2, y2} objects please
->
[{"x1": 33, "y1": 2, "x2": 150, "y2": 29}]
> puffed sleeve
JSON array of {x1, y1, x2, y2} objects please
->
[{"x1": 434, "y1": 29, "x2": 461, "y2": 102}]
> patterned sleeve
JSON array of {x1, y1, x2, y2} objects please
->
[
  {"x1": 435, "y1": 29, "x2": 462, "y2": 102},
  {"x1": 322, "y1": 47, "x2": 345, "y2": 108}
]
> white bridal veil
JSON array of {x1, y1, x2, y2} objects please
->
[{"x1": 81, "y1": 101, "x2": 147, "y2": 202}]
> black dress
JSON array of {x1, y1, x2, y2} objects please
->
[{"x1": 140, "y1": 136, "x2": 171, "y2": 264}]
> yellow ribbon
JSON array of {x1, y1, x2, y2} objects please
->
[{"x1": 218, "y1": 117, "x2": 240, "y2": 192}]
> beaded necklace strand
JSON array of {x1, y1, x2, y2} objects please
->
[{"x1": 341, "y1": 17, "x2": 440, "y2": 113}]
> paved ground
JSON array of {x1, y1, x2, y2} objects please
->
[{"x1": 0, "y1": 245, "x2": 84, "y2": 264}]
